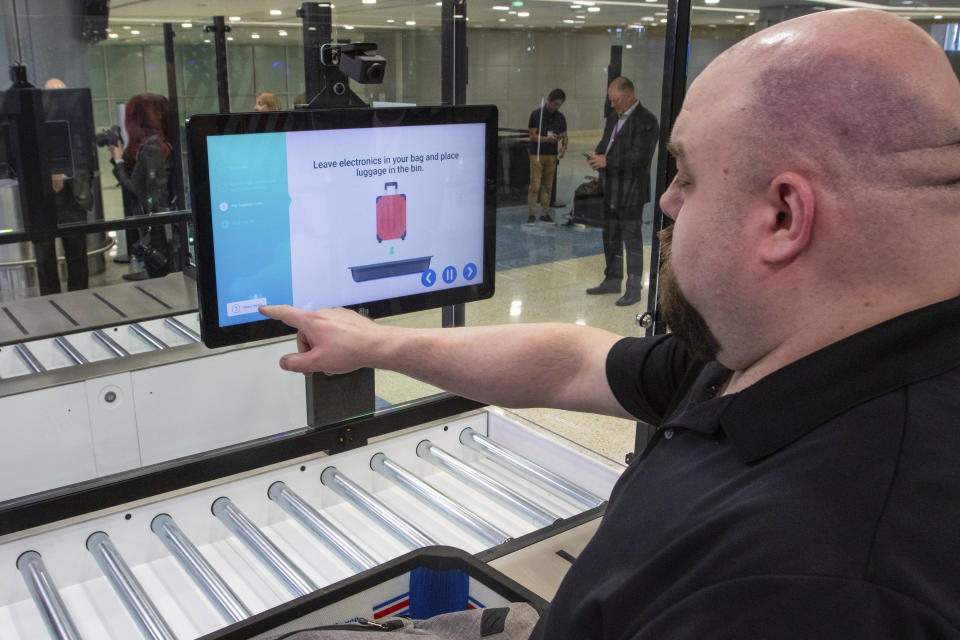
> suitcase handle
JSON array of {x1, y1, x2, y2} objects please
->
[{"x1": 385, "y1": 181, "x2": 398, "y2": 192}]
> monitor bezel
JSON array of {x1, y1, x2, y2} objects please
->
[{"x1": 187, "y1": 105, "x2": 498, "y2": 349}]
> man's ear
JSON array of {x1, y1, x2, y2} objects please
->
[{"x1": 758, "y1": 171, "x2": 815, "y2": 265}]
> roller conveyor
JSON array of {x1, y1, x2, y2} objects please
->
[{"x1": 0, "y1": 408, "x2": 621, "y2": 639}]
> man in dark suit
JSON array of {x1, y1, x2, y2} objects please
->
[{"x1": 586, "y1": 77, "x2": 659, "y2": 306}]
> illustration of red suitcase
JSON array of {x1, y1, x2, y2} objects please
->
[{"x1": 376, "y1": 181, "x2": 407, "y2": 242}]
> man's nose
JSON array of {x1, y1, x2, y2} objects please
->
[{"x1": 660, "y1": 177, "x2": 680, "y2": 220}]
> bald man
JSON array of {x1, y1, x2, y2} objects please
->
[{"x1": 261, "y1": 9, "x2": 960, "y2": 636}]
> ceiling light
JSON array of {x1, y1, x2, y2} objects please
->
[
  {"x1": 735, "y1": 14, "x2": 745, "y2": 18},
  {"x1": 251, "y1": 33, "x2": 261, "y2": 38},
  {"x1": 229, "y1": 16, "x2": 241, "y2": 22},
  {"x1": 518, "y1": 11, "x2": 530, "y2": 16},
  {"x1": 493, "y1": 4, "x2": 509, "y2": 9},
  {"x1": 278, "y1": 30, "x2": 288, "y2": 36},
  {"x1": 641, "y1": 16, "x2": 654, "y2": 21},
  {"x1": 935, "y1": 14, "x2": 943, "y2": 18},
  {"x1": 509, "y1": 10, "x2": 517, "y2": 14},
  {"x1": 131, "y1": 29, "x2": 140, "y2": 34},
  {"x1": 387, "y1": 18, "x2": 395, "y2": 22},
  {"x1": 122, "y1": 25, "x2": 131, "y2": 29},
  {"x1": 363, "y1": 0, "x2": 377, "y2": 3},
  {"x1": 435, "y1": 1, "x2": 442, "y2": 5},
  {"x1": 563, "y1": 18, "x2": 575, "y2": 23},
  {"x1": 227, "y1": 36, "x2": 234, "y2": 40},
  {"x1": 108, "y1": 32, "x2": 118, "y2": 38},
  {"x1": 588, "y1": 6, "x2": 600, "y2": 11},
  {"x1": 748, "y1": 21, "x2": 755, "y2": 25},
  {"x1": 204, "y1": 38, "x2": 211, "y2": 42},
  {"x1": 660, "y1": 18, "x2": 667, "y2": 22},
  {"x1": 406, "y1": 20, "x2": 417, "y2": 24},
  {"x1": 270, "y1": 9, "x2": 282, "y2": 15},
  {"x1": 182, "y1": 22, "x2": 193, "y2": 28},
  {"x1": 704, "y1": 0, "x2": 719, "y2": 4},
  {"x1": 499, "y1": 17, "x2": 507, "y2": 21},
  {"x1": 626, "y1": 44, "x2": 633, "y2": 48},
  {"x1": 344, "y1": 25, "x2": 355, "y2": 29}
]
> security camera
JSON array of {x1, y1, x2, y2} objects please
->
[{"x1": 338, "y1": 43, "x2": 386, "y2": 84}]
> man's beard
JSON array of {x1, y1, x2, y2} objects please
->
[{"x1": 658, "y1": 225, "x2": 722, "y2": 362}]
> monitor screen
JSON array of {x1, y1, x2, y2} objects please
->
[{"x1": 187, "y1": 105, "x2": 498, "y2": 348}]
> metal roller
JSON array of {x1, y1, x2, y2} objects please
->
[
  {"x1": 211, "y1": 497, "x2": 317, "y2": 597},
  {"x1": 14, "y1": 344, "x2": 45, "y2": 373},
  {"x1": 150, "y1": 514, "x2": 251, "y2": 624},
  {"x1": 16, "y1": 551, "x2": 83, "y2": 640},
  {"x1": 268, "y1": 482, "x2": 378, "y2": 573},
  {"x1": 320, "y1": 467, "x2": 437, "y2": 550},
  {"x1": 370, "y1": 453, "x2": 511, "y2": 547},
  {"x1": 416, "y1": 440, "x2": 560, "y2": 527},
  {"x1": 92, "y1": 330, "x2": 130, "y2": 358},
  {"x1": 163, "y1": 318, "x2": 201, "y2": 343},
  {"x1": 460, "y1": 428, "x2": 604, "y2": 509},
  {"x1": 85, "y1": 532, "x2": 177, "y2": 640},
  {"x1": 54, "y1": 337, "x2": 88, "y2": 366},
  {"x1": 129, "y1": 323, "x2": 168, "y2": 350}
]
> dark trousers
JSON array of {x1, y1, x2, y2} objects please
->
[{"x1": 602, "y1": 203, "x2": 645, "y2": 283}]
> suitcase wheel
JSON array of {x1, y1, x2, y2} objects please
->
[
  {"x1": 401, "y1": 232, "x2": 406, "y2": 240},
  {"x1": 377, "y1": 235, "x2": 382, "y2": 243}
]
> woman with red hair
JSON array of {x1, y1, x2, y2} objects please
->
[{"x1": 108, "y1": 93, "x2": 174, "y2": 279}]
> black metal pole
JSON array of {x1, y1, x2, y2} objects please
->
[
  {"x1": 163, "y1": 23, "x2": 189, "y2": 271},
  {"x1": 633, "y1": 0, "x2": 691, "y2": 456},
  {"x1": 441, "y1": 0, "x2": 467, "y2": 106},
  {"x1": 605, "y1": 45, "x2": 623, "y2": 119},
  {"x1": 300, "y1": 2, "x2": 326, "y2": 104},
  {"x1": 205, "y1": 16, "x2": 231, "y2": 113},
  {"x1": 440, "y1": 0, "x2": 468, "y2": 326}
]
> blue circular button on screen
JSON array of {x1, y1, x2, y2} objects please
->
[
  {"x1": 463, "y1": 262, "x2": 478, "y2": 281},
  {"x1": 442, "y1": 266, "x2": 458, "y2": 284},
  {"x1": 421, "y1": 269, "x2": 437, "y2": 287}
]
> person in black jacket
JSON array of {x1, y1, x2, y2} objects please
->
[
  {"x1": 586, "y1": 77, "x2": 659, "y2": 306},
  {"x1": 108, "y1": 93, "x2": 173, "y2": 280}
]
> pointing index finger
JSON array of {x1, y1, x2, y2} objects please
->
[{"x1": 259, "y1": 304, "x2": 305, "y2": 328}]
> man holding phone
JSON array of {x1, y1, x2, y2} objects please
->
[
  {"x1": 586, "y1": 77, "x2": 659, "y2": 306},
  {"x1": 527, "y1": 89, "x2": 568, "y2": 224}
]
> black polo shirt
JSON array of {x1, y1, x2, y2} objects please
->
[
  {"x1": 528, "y1": 107, "x2": 566, "y2": 156},
  {"x1": 530, "y1": 295, "x2": 960, "y2": 639}
]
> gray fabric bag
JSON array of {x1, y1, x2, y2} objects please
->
[{"x1": 262, "y1": 602, "x2": 539, "y2": 640}]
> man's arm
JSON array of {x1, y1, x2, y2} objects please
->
[
  {"x1": 259, "y1": 306, "x2": 634, "y2": 419},
  {"x1": 603, "y1": 111, "x2": 659, "y2": 173}
]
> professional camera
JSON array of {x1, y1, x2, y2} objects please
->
[
  {"x1": 338, "y1": 43, "x2": 386, "y2": 84},
  {"x1": 95, "y1": 125, "x2": 123, "y2": 148}
]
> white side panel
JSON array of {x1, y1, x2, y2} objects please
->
[
  {"x1": 133, "y1": 340, "x2": 306, "y2": 465},
  {"x1": 0, "y1": 383, "x2": 96, "y2": 502},
  {"x1": 85, "y1": 373, "x2": 143, "y2": 476}
]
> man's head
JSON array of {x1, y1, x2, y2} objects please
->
[
  {"x1": 658, "y1": 9, "x2": 960, "y2": 373},
  {"x1": 547, "y1": 88, "x2": 566, "y2": 112},
  {"x1": 44, "y1": 78, "x2": 66, "y2": 89},
  {"x1": 608, "y1": 77, "x2": 637, "y2": 115}
]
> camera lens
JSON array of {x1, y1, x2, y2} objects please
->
[{"x1": 366, "y1": 62, "x2": 385, "y2": 82}]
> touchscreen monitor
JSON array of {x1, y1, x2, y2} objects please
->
[{"x1": 187, "y1": 105, "x2": 497, "y2": 348}]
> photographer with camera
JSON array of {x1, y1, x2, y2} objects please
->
[{"x1": 107, "y1": 93, "x2": 174, "y2": 280}]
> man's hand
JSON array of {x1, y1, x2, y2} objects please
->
[
  {"x1": 258, "y1": 305, "x2": 381, "y2": 375},
  {"x1": 109, "y1": 143, "x2": 124, "y2": 162},
  {"x1": 587, "y1": 153, "x2": 607, "y2": 169}
]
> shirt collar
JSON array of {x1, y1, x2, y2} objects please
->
[
  {"x1": 618, "y1": 100, "x2": 639, "y2": 121},
  {"x1": 665, "y1": 295, "x2": 960, "y2": 463}
]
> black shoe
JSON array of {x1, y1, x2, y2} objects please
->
[
  {"x1": 113, "y1": 254, "x2": 131, "y2": 264},
  {"x1": 122, "y1": 271, "x2": 150, "y2": 281},
  {"x1": 527, "y1": 215, "x2": 536, "y2": 224},
  {"x1": 586, "y1": 279, "x2": 621, "y2": 295},
  {"x1": 616, "y1": 289, "x2": 643, "y2": 306},
  {"x1": 540, "y1": 214, "x2": 555, "y2": 223}
]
